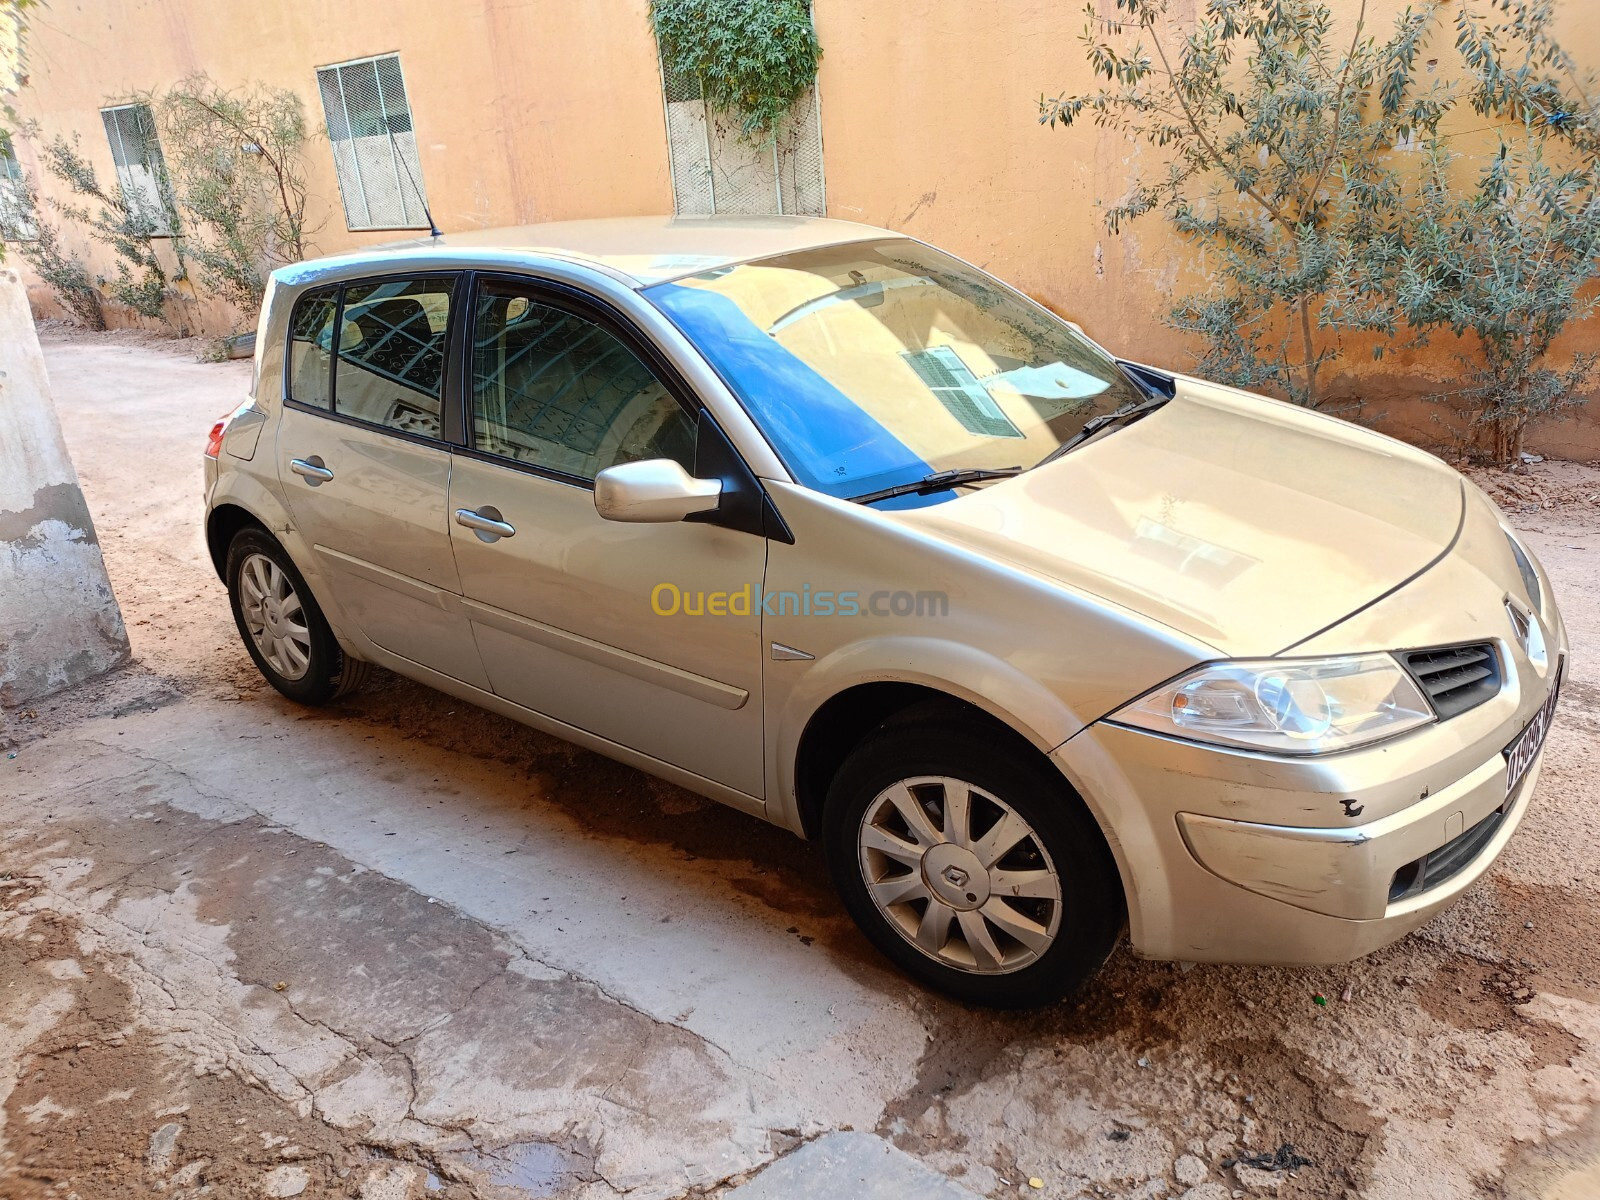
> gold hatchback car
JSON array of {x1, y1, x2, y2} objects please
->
[{"x1": 203, "y1": 216, "x2": 1565, "y2": 1008}]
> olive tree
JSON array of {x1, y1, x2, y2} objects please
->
[
  {"x1": 1393, "y1": 1, "x2": 1600, "y2": 461},
  {"x1": 153, "y1": 74, "x2": 315, "y2": 317},
  {"x1": 1042, "y1": 0, "x2": 1600, "y2": 463},
  {"x1": 1042, "y1": 0, "x2": 1450, "y2": 409}
]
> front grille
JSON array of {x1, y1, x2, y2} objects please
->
[{"x1": 1401, "y1": 642, "x2": 1501, "y2": 720}]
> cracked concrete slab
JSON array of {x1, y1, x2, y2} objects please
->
[
  {"x1": 723, "y1": 1132, "x2": 982, "y2": 1199},
  {"x1": 0, "y1": 773, "x2": 811, "y2": 1198},
  {"x1": 5, "y1": 327, "x2": 1600, "y2": 1200}
]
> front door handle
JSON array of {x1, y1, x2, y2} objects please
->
[
  {"x1": 455, "y1": 506, "x2": 516, "y2": 541},
  {"x1": 290, "y1": 456, "x2": 334, "y2": 485}
]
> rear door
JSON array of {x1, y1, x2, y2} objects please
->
[{"x1": 274, "y1": 275, "x2": 490, "y2": 690}]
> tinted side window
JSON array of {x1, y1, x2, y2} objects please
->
[
  {"x1": 470, "y1": 287, "x2": 697, "y2": 480},
  {"x1": 286, "y1": 287, "x2": 337, "y2": 409},
  {"x1": 334, "y1": 276, "x2": 454, "y2": 438}
]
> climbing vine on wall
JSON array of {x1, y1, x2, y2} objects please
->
[{"x1": 649, "y1": 0, "x2": 821, "y2": 141}]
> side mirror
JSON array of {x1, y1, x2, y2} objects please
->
[
  {"x1": 593, "y1": 458, "x2": 722, "y2": 523},
  {"x1": 1064, "y1": 319, "x2": 1086, "y2": 336}
]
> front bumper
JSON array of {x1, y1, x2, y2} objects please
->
[
  {"x1": 1056, "y1": 694, "x2": 1556, "y2": 964},
  {"x1": 1054, "y1": 505, "x2": 1567, "y2": 964}
]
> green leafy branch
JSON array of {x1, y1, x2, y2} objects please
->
[{"x1": 650, "y1": 0, "x2": 821, "y2": 142}]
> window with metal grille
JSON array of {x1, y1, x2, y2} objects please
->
[
  {"x1": 0, "y1": 136, "x2": 36, "y2": 241},
  {"x1": 316, "y1": 54, "x2": 430, "y2": 231},
  {"x1": 660, "y1": 63, "x2": 826, "y2": 217},
  {"x1": 902, "y1": 347, "x2": 1024, "y2": 439},
  {"x1": 100, "y1": 103, "x2": 173, "y2": 236}
]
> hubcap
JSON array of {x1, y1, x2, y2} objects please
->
[
  {"x1": 857, "y1": 775, "x2": 1063, "y2": 975},
  {"x1": 238, "y1": 553, "x2": 312, "y2": 681}
]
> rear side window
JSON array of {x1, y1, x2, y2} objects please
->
[
  {"x1": 334, "y1": 276, "x2": 454, "y2": 439},
  {"x1": 470, "y1": 286, "x2": 697, "y2": 480},
  {"x1": 286, "y1": 287, "x2": 337, "y2": 410}
]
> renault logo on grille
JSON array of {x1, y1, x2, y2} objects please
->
[
  {"x1": 1506, "y1": 596, "x2": 1549, "y2": 674},
  {"x1": 1506, "y1": 598, "x2": 1531, "y2": 645}
]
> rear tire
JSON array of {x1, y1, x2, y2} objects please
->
[
  {"x1": 225, "y1": 527, "x2": 370, "y2": 705},
  {"x1": 823, "y1": 711, "x2": 1124, "y2": 1008}
]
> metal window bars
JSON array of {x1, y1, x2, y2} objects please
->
[
  {"x1": 0, "y1": 145, "x2": 36, "y2": 241},
  {"x1": 99, "y1": 104, "x2": 173, "y2": 236},
  {"x1": 315, "y1": 55, "x2": 430, "y2": 231},
  {"x1": 659, "y1": 63, "x2": 826, "y2": 217}
]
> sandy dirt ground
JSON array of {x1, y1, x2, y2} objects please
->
[{"x1": 4, "y1": 327, "x2": 1600, "y2": 1200}]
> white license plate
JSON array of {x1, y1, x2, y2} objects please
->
[{"x1": 1504, "y1": 662, "x2": 1563, "y2": 799}]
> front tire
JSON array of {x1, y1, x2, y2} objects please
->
[
  {"x1": 225, "y1": 527, "x2": 370, "y2": 705},
  {"x1": 824, "y1": 711, "x2": 1124, "y2": 1008}
]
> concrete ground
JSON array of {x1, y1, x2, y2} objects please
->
[{"x1": 4, "y1": 327, "x2": 1600, "y2": 1200}]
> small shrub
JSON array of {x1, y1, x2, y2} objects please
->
[
  {"x1": 1042, "y1": 0, "x2": 1600, "y2": 462},
  {"x1": 1041, "y1": 0, "x2": 1450, "y2": 410},
  {"x1": 1391, "y1": 0, "x2": 1600, "y2": 462},
  {"x1": 37, "y1": 130, "x2": 175, "y2": 321},
  {"x1": 14, "y1": 210, "x2": 105, "y2": 329},
  {"x1": 154, "y1": 75, "x2": 314, "y2": 317}
]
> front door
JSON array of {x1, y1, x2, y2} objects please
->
[
  {"x1": 447, "y1": 279, "x2": 767, "y2": 797},
  {"x1": 275, "y1": 275, "x2": 489, "y2": 691}
]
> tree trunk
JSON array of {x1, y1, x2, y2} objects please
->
[
  {"x1": 1297, "y1": 295, "x2": 1320, "y2": 408},
  {"x1": 0, "y1": 268, "x2": 131, "y2": 707},
  {"x1": 1482, "y1": 416, "x2": 1525, "y2": 467}
]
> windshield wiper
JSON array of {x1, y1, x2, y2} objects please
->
[
  {"x1": 1033, "y1": 395, "x2": 1170, "y2": 470},
  {"x1": 851, "y1": 466, "x2": 1023, "y2": 506}
]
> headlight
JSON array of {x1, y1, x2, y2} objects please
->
[
  {"x1": 1502, "y1": 526, "x2": 1542, "y2": 612},
  {"x1": 1110, "y1": 654, "x2": 1435, "y2": 755}
]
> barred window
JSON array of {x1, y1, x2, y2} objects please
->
[
  {"x1": 100, "y1": 103, "x2": 173, "y2": 236},
  {"x1": 0, "y1": 137, "x2": 35, "y2": 242},
  {"x1": 660, "y1": 63, "x2": 825, "y2": 217},
  {"x1": 316, "y1": 55, "x2": 430, "y2": 231}
]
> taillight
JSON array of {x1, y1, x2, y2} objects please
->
[{"x1": 204, "y1": 420, "x2": 226, "y2": 459}]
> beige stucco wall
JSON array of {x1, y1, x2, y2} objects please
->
[{"x1": 5, "y1": 0, "x2": 1599, "y2": 455}]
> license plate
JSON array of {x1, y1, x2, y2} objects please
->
[{"x1": 1504, "y1": 662, "x2": 1563, "y2": 799}]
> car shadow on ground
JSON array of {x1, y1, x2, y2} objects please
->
[{"x1": 298, "y1": 663, "x2": 1169, "y2": 1031}]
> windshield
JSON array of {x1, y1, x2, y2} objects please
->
[{"x1": 643, "y1": 238, "x2": 1145, "y2": 503}]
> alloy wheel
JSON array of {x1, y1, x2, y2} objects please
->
[
  {"x1": 857, "y1": 775, "x2": 1063, "y2": 974},
  {"x1": 238, "y1": 552, "x2": 312, "y2": 681}
]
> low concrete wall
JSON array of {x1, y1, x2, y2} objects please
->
[{"x1": 0, "y1": 268, "x2": 131, "y2": 706}]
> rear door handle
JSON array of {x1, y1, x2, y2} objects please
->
[
  {"x1": 290, "y1": 456, "x2": 334, "y2": 485},
  {"x1": 455, "y1": 506, "x2": 516, "y2": 541}
]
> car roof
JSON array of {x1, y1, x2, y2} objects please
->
[{"x1": 276, "y1": 215, "x2": 902, "y2": 290}]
